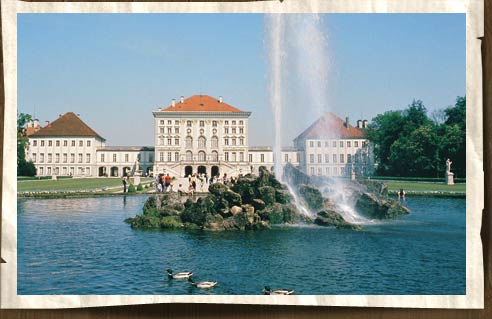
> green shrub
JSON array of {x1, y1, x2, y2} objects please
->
[
  {"x1": 128, "y1": 184, "x2": 136, "y2": 193},
  {"x1": 160, "y1": 216, "x2": 183, "y2": 229},
  {"x1": 137, "y1": 184, "x2": 144, "y2": 191}
]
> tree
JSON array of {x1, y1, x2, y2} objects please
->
[{"x1": 17, "y1": 113, "x2": 36, "y2": 176}]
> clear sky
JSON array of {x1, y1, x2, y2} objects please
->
[{"x1": 18, "y1": 13, "x2": 465, "y2": 147}]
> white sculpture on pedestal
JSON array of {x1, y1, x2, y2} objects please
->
[{"x1": 445, "y1": 158, "x2": 454, "y2": 185}]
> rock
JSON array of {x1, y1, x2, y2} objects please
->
[
  {"x1": 251, "y1": 198, "x2": 266, "y2": 211},
  {"x1": 298, "y1": 184, "x2": 324, "y2": 211},
  {"x1": 258, "y1": 203, "x2": 284, "y2": 224},
  {"x1": 204, "y1": 214, "x2": 225, "y2": 231},
  {"x1": 208, "y1": 183, "x2": 229, "y2": 197},
  {"x1": 224, "y1": 190, "x2": 242, "y2": 207},
  {"x1": 258, "y1": 186, "x2": 276, "y2": 205},
  {"x1": 232, "y1": 178, "x2": 257, "y2": 203},
  {"x1": 355, "y1": 192, "x2": 410, "y2": 219},
  {"x1": 281, "y1": 203, "x2": 301, "y2": 224},
  {"x1": 275, "y1": 189, "x2": 291, "y2": 204},
  {"x1": 314, "y1": 210, "x2": 361, "y2": 231},
  {"x1": 230, "y1": 205, "x2": 243, "y2": 216}
]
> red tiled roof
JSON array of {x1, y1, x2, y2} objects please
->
[
  {"x1": 29, "y1": 112, "x2": 105, "y2": 140},
  {"x1": 160, "y1": 95, "x2": 244, "y2": 112},
  {"x1": 26, "y1": 126, "x2": 41, "y2": 136},
  {"x1": 294, "y1": 112, "x2": 365, "y2": 141}
]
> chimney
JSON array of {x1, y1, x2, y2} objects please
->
[
  {"x1": 345, "y1": 117, "x2": 349, "y2": 128},
  {"x1": 219, "y1": 96, "x2": 223, "y2": 103},
  {"x1": 59, "y1": 114, "x2": 62, "y2": 117},
  {"x1": 357, "y1": 120, "x2": 362, "y2": 128},
  {"x1": 77, "y1": 114, "x2": 81, "y2": 117},
  {"x1": 362, "y1": 120, "x2": 368, "y2": 128},
  {"x1": 45, "y1": 120, "x2": 50, "y2": 126},
  {"x1": 180, "y1": 96, "x2": 184, "y2": 103},
  {"x1": 171, "y1": 99, "x2": 176, "y2": 107},
  {"x1": 33, "y1": 119, "x2": 39, "y2": 127}
]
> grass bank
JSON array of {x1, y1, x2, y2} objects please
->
[
  {"x1": 384, "y1": 180, "x2": 465, "y2": 197},
  {"x1": 18, "y1": 177, "x2": 153, "y2": 192}
]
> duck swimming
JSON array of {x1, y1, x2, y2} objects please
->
[
  {"x1": 167, "y1": 269, "x2": 193, "y2": 279},
  {"x1": 263, "y1": 286, "x2": 295, "y2": 295},
  {"x1": 188, "y1": 277, "x2": 218, "y2": 289}
]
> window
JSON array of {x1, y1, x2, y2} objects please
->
[
  {"x1": 40, "y1": 153, "x2": 44, "y2": 163},
  {"x1": 167, "y1": 138, "x2": 172, "y2": 145},
  {"x1": 333, "y1": 167, "x2": 338, "y2": 176},
  {"x1": 167, "y1": 127, "x2": 172, "y2": 134},
  {"x1": 239, "y1": 152, "x2": 244, "y2": 162},
  {"x1": 332, "y1": 141, "x2": 336, "y2": 147},
  {"x1": 159, "y1": 138, "x2": 164, "y2": 146},
  {"x1": 231, "y1": 152, "x2": 237, "y2": 162},
  {"x1": 71, "y1": 153, "x2": 75, "y2": 163},
  {"x1": 310, "y1": 141, "x2": 314, "y2": 147},
  {"x1": 325, "y1": 154, "x2": 329, "y2": 163},
  {"x1": 160, "y1": 120, "x2": 164, "y2": 125},
  {"x1": 318, "y1": 167, "x2": 322, "y2": 176},
  {"x1": 224, "y1": 127, "x2": 229, "y2": 134},
  {"x1": 174, "y1": 127, "x2": 179, "y2": 134},
  {"x1": 48, "y1": 140, "x2": 52, "y2": 147},
  {"x1": 41, "y1": 140, "x2": 45, "y2": 147},
  {"x1": 225, "y1": 152, "x2": 229, "y2": 161},
  {"x1": 212, "y1": 121, "x2": 217, "y2": 127},
  {"x1": 240, "y1": 137, "x2": 244, "y2": 145},
  {"x1": 168, "y1": 120, "x2": 172, "y2": 125},
  {"x1": 175, "y1": 138, "x2": 179, "y2": 145},
  {"x1": 340, "y1": 141, "x2": 344, "y2": 147},
  {"x1": 198, "y1": 151, "x2": 206, "y2": 161},
  {"x1": 326, "y1": 167, "x2": 330, "y2": 176},
  {"x1": 87, "y1": 141, "x2": 91, "y2": 147},
  {"x1": 225, "y1": 120, "x2": 229, "y2": 125},
  {"x1": 112, "y1": 154, "x2": 117, "y2": 162},
  {"x1": 86, "y1": 167, "x2": 91, "y2": 176},
  {"x1": 186, "y1": 136, "x2": 193, "y2": 148},
  {"x1": 55, "y1": 153, "x2": 60, "y2": 163},
  {"x1": 239, "y1": 127, "x2": 244, "y2": 134},
  {"x1": 167, "y1": 152, "x2": 172, "y2": 161},
  {"x1": 32, "y1": 153, "x2": 37, "y2": 162},
  {"x1": 125, "y1": 154, "x2": 129, "y2": 162},
  {"x1": 362, "y1": 141, "x2": 367, "y2": 147},
  {"x1": 310, "y1": 167, "x2": 314, "y2": 175},
  {"x1": 347, "y1": 154, "x2": 352, "y2": 163},
  {"x1": 310, "y1": 154, "x2": 314, "y2": 163},
  {"x1": 79, "y1": 140, "x2": 83, "y2": 147},
  {"x1": 355, "y1": 141, "x2": 359, "y2": 147},
  {"x1": 232, "y1": 120, "x2": 236, "y2": 126},
  {"x1": 347, "y1": 141, "x2": 351, "y2": 147},
  {"x1": 187, "y1": 120, "x2": 192, "y2": 127},
  {"x1": 33, "y1": 140, "x2": 37, "y2": 146},
  {"x1": 186, "y1": 151, "x2": 193, "y2": 161},
  {"x1": 71, "y1": 140, "x2": 75, "y2": 147},
  {"x1": 211, "y1": 136, "x2": 218, "y2": 148},
  {"x1": 175, "y1": 120, "x2": 179, "y2": 125},
  {"x1": 86, "y1": 153, "x2": 91, "y2": 163},
  {"x1": 333, "y1": 154, "x2": 337, "y2": 163},
  {"x1": 239, "y1": 120, "x2": 243, "y2": 125},
  {"x1": 174, "y1": 152, "x2": 179, "y2": 162},
  {"x1": 79, "y1": 153, "x2": 83, "y2": 163},
  {"x1": 198, "y1": 136, "x2": 206, "y2": 148},
  {"x1": 284, "y1": 154, "x2": 288, "y2": 163},
  {"x1": 62, "y1": 167, "x2": 67, "y2": 175},
  {"x1": 64, "y1": 140, "x2": 67, "y2": 147},
  {"x1": 47, "y1": 167, "x2": 51, "y2": 175},
  {"x1": 199, "y1": 120, "x2": 205, "y2": 127},
  {"x1": 158, "y1": 152, "x2": 163, "y2": 161},
  {"x1": 232, "y1": 138, "x2": 236, "y2": 146},
  {"x1": 39, "y1": 167, "x2": 44, "y2": 175},
  {"x1": 48, "y1": 153, "x2": 52, "y2": 163},
  {"x1": 56, "y1": 140, "x2": 60, "y2": 147},
  {"x1": 260, "y1": 154, "x2": 265, "y2": 162},
  {"x1": 212, "y1": 151, "x2": 219, "y2": 161},
  {"x1": 224, "y1": 138, "x2": 229, "y2": 146},
  {"x1": 325, "y1": 141, "x2": 329, "y2": 147},
  {"x1": 318, "y1": 154, "x2": 322, "y2": 163},
  {"x1": 160, "y1": 128, "x2": 165, "y2": 134},
  {"x1": 317, "y1": 141, "x2": 321, "y2": 147},
  {"x1": 101, "y1": 154, "x2": 105, "y2": 162},
  {"x1": 341, "y1": 167, "x2": 345, "y2": 176},
  {"x1": 232, "y1": 128, "x2": 236, "y2": 134},
  {"x1": 340, "y1": 154, "x2": 344, "y2": 163},
  {"x1": 63, "y1": 153, "x2": 67, "y2": 163},
  {"x1": 249, "y1": 154, "x2": 253, "y2": 162}
]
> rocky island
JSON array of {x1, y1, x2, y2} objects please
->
[{"x1": 125, "y1": 166, "x2": 410, "y2": 231}]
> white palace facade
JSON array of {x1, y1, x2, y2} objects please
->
[{"x1": 25, "y1": 94, "x2": 372, "y2": 178}]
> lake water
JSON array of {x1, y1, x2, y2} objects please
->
[{"x1": 18, "y1": 195, "x2": 465, "y2": 295}]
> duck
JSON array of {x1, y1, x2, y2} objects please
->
[
  {"x1": 167, "y1": 269, "x2": 193, "y2": 279},
  {"x1": 188, "y1": 277, "x2": 218, "y2": 289},
  {"x1": 263, "y1": 286, "x2": 295, "y2": 295}
]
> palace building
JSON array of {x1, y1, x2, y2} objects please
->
[{"x1": 25, "y1": 95, "x2": 372, "y2": 179}]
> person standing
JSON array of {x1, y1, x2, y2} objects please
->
[{"x1": 165, "y1": 173, "x2": 172, "y2": 191}]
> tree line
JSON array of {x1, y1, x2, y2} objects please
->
[
  {"x1": 18, "y1": 113, "x2": 36, "y2": 176},
  {"x1": 365, "y1": 96, "x2": 465, "y2": 179}
]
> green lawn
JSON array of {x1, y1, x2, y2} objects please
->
[
  {"x1": 18, "y1": 177, "x2": 153, "y2": 192},
  {"x1": 384, "y1": 180, "x2": 466, "y2": 193}
]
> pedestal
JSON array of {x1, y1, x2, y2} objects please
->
[
  {"x1": 132, "y1": 176, "x2": 141, "y2": 186},
  {"x1": 446, "y1": 172, "x2": 454, "y2": 185},
  {"x1": 351, "y1": 171, "x2": 356, "y2": 181}
]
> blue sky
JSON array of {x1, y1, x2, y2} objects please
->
[{"x1": 18, "y1": 13, "x2": 465, "y2": 146}]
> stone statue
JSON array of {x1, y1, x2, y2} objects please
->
[
  {"x1": 135, "y1": 159, "x2": 140, "y2": 172},
  {"x1": 446, "y1": 158, "x2": 452, "y2": 173}
]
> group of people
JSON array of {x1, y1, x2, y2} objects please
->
[{"x1": 156, "y1": 173, "x2": 173, "y2": 193}]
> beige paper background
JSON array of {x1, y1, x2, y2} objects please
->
[{"x1": 0, "y1": 0, "x2": 484, "y2": 309}]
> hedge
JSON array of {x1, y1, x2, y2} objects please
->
[{"x1": 369, "y1": 176, "x2": 466, "y2": 183}]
